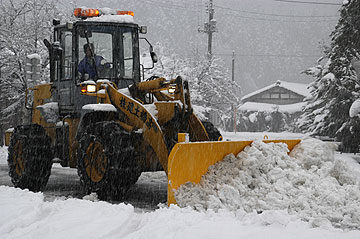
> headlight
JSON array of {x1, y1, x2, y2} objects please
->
[
  {"x1": 87, "y1": 84, "x2": 96, "y2": 93},
  {"x1": 168, "y1": 86, "x2": 176, "y2": 94}
]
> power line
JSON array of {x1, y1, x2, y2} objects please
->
[
  {"x1": 274, "y1": 0, "x2": 342, "y2": 6},
  {"x1": 220, "y1": 12, "x2": 338, "y2": 22},
  {"x1": 139, "y1": 0, "x2": 338, "y2": 23},
  {"x1": 217, "y1": 53, "x2": 322, "y2": 58},
  {"x1": 139, "y1": 0, "x2": 203, "y2": 12},
  {"x1": 214, "y1": 4, "x2": 339, "y2": 18}
]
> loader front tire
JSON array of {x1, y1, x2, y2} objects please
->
[
  {"x1": 77, "y1": 122, "x2": 142, "y2": 200},
  {"x1": 7, "y1": 124, "x2": 53, "y2": 191},
  {"x1": 202, "y1": 121, "x2": 222, "y2": 141}
]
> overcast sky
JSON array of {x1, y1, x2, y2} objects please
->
[{"x1": 62, "y1": 0, "x2": 341, "y2": 94}]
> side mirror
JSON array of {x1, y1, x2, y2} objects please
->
[
  {"x1": 43, "y1": 39, "x2": 63, "y2": 60},
  {"x1": 53, "y1": 42, "x2": 63, "y2": 60},
  {"x1": 150, "y1": 51, "x2": 158, "y2": 63},
  {"x1": 139, "y1": 37, "x2": 157, "y2": 70},
  {"x1": 53, "y1": 19, "x2": 60, "y2": 26},
  {"x1": 139, "y1": 26, "x2": 147, "y2": 34}
]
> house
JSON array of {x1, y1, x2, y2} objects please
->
[
  {"x1": 237, "y1": 80, "x2": 312, "y2": 132},
  {"x1": 241, "y1": 80, "x2": 311, "y2": 105}
]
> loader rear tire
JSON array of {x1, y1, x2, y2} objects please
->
[
  {"x1": 77, "y1": 122, "x2": 142, "y2": 200},
  {"x1": 7, "y1": 124, "x2": 53, "y2": 191},
  {"x1": 202, "y1": 121, "x2": 222, "y2": 141}
]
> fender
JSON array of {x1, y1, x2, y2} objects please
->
[{"x1": 36, "y1": 102, "x2": 59, "y2": 123}]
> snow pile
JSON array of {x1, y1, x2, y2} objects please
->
[
  {"x1": 0, "y1": 186, "x2": 136, "y2": 239},
  {"x1": 2, "y1": 186, "x2": 360, "y2": 239},
  {"x1": 0, "y1": 146, "x2": 8, "y2": 165},
  {"x1": 175, "y1": 138, "x2": 360, "y2": 230},
  {"x1": 139, "y1": 171, "x2": 167, "y2": 183}
]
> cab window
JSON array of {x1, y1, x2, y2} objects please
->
[
  {"x1": 122, "y1": 31, "x2": 133, "y2": 78},
  {"x1": 78, "y1": 32, "x2": 113, "y2": 80},
  {"x1": 63, "y1": 32, "x2": 72, "y2": 80}
]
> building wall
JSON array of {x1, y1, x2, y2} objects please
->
[{"x1": 243, "y1": 86, "x2": 304, "y2": 105}]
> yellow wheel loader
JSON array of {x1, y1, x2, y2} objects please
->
[{"x1": 6, "y1": 8, "x2": 301, "y2": 204}]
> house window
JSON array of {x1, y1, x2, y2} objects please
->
[
  {"x1": 280, "y1": 93, "x2": 290, "y2": 99},
  {"x1": 270, "y1": 93, "x2": 280, "y2": 98},
  {"x1": 261, "y1": 93, "x2": 270, "y2": 98}
]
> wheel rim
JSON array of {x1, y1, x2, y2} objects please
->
[
  {"x1": 13, "y1": 140, "x2": 25, "y2": 176},
  {"x1": 84, "y1": 141, "x2": 107, "y2": 183}
]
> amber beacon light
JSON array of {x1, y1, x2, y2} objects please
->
[{"x1": 74, "y1": 8, "x2": 134, "y2": 18}]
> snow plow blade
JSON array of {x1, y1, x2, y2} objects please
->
[{"x1": 167, "y1": 139, "x2": 301, "y2": 205}]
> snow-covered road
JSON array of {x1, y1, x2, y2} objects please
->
[
  {"x1": 0, "y1": 147, "x2": 168, "y2": 210},
  {"x1": 1, "y1": 132, "x2": 360, "y2": 238}
]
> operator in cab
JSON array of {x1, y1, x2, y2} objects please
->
[{"x1": 78, "y1": 43, "x2": 105, "y2": 80}]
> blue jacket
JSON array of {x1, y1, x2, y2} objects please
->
[{"x1": 78, "y1": 55, "x2": 103, "y2": 79}]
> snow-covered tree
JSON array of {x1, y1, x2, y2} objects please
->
[
  {"x1": 189, "y1": 56, "x2": 242, "y2": 129},
  {"x1": 298, "y1": 0, "x2": 360, "y2": 151},
  {"x1": 144, "y1": 44, "x2": 242, "y2": 129},
  {"x1": 0, "y1": 0, "x2": 63, "y2": 144}
]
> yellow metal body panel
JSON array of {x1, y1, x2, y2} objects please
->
[
  {"x1": 30, "y1": 84, "x2": 56, "y2": 140},
  {"x1": 28, "y1": 84, "x2": 80, "y2": 168},
  {"x1": 154, "y1": 102, "x2": 176, "y2": 125},
  {"x1": 177, "y1": 133, "x2": 187, "y2": 143},
  {"x1": 31, "y1": 84, "x2": 52, "y2": 125},
  {"x1": 188, "y1": 113, "x2": 209, "y2": 141},
  {"x1": 66, "y1": 118, "x2": 80, "y2": 168},
  {"x1": 136, "y1": 77, "x2": 167, "y2": 91},
  {"x1": 105, "y1": 84, "x2": 170, "y2": 173},
  {"x1": 5, "y1": 131, "x2": 12, "y2": 146},
  {"x1": 167, "y1": 139, "x2": 301, "y2": 205},
  {"x1": 78, "y1": 79, "x2": 210, "y2": 173}
]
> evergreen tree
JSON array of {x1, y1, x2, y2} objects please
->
[{"x1": 298, "y1": 0, "x2": 360, "y2": 149}]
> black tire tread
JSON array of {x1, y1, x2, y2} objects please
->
[
  {"x1": 7, "y1": 124, "x2": 53, "y2": 191},
  {"x1": 202, "y1": 121, "x2": 222, "y2": 141},
  {"x1": 77, "y1": 121, "x2": 142, "y2": 200}
]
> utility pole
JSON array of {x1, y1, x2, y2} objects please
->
[
  {"x1": 199, "y1": 0, "x2": 217, "y2": 58},
  {"x1": 234, "y1": 106, "x2": 237, "y2": 134},
  {"x1": 232, "y1": 51, "x2": 236, "y2": 133},
  {"x1": 232, "y1": 51, "x2": 235, "y2": 82}
]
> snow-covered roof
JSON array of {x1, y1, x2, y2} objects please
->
[
  {"x1": 239, "y1": 101, "x2": 306, "y2": 113},
  {"x1": 241, "y1": 80, "x2": 311, "y2": 101}
]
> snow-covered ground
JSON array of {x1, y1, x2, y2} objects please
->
[{"x1": 1, "y1": 132, "x2": 360, "y2": 239}]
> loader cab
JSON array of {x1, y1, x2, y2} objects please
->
[
  {"x1": 48, "y1": 9, "x2": 144, "y2": 114},
  {"x1": 73, "y1": 21, "x2": 141, "y2": 86}
]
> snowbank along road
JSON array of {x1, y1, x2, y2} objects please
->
[{"x1": 1, "y1": 133, "x2": 360, "y2": 238}]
